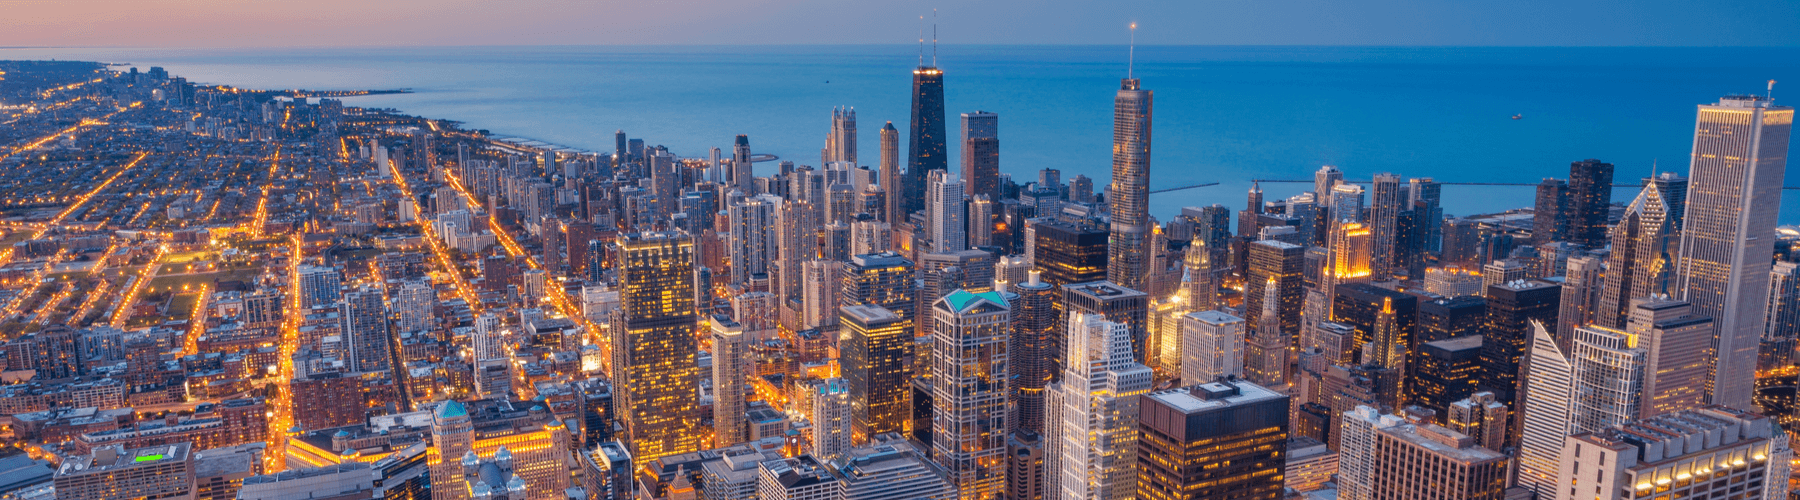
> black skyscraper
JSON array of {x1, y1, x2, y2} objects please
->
[
  {"x1": 1566, "y1": 159, "x2": 1615, "y2": 247},
  {"x1": 1477, "y1": 280, "x2": 1560, "y2": 406},
  {"x1": 904, "y1": 66, "x2": 946, "y2": 218}
]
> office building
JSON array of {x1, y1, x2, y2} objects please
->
[
  {"x1": 1516, "y1": 322, "x2": 1574, "y2": 497},
  {"x1": 1423, "y1": 267, "x2": 1484, "y2": 298},
  {"x1": 732, "y1": 134, "x2": 753, "y2": 193},
  {"x1": 1331, "y1": 283, "x2": 1418, "y2": 364},
  {"x1": 1005, "y1": 431, "x2": 1045, "y2": 500},
  {"x1": 1245, "y1": 281, "x2": 1289, "y2": 388},
  {"x1": 841, "y1": 252, "x2": 917, "y2": 322},
  {"x1": 836, "y1": 435, "x2": 957, "y2": 500},
  {"x1": 757, "y1": 455, "x2": 841, "y2": 500},
  {"x1": 1045, "y1": 313, "x2": 1153, "y2": 500},
  {"x1": 840, "y1": 304, "x2": 912, "y2": 444},
  {"x1": 1369, "y1": 173, "x2": 1403, "y2": 280},
  {"x1": 904, "y1": 64, "x2": 947, "y2": 217},
  {"x1": 728, "y1": 193, "x2": 782, "y2": 285},
  {"x1": 1245, "y1": 240, "x2": 1305, "y2": 342},
  {"x1": 1064, "y1": 281, "x2": 1151, "y2": 365},
  {"x1": 1107, "y1": 77, "x2": 1154, "y2": 292},
  {"x1": 1136, "y1": 379, "x2": 1289, "y2": 500},
  {"x1": 1767, "y1": 261, "x2": 1800, "y2": 370},
  {"x1": 1029, "y1": 220, "x2": 1109, "y2": 288},
  {"x1": 1630, "y1": 297, "x2": 1715, "y2": 418},
  {"x1": 1182, "y1": 234, "x2": 1220, "y2": 312},
  {"x1": 1566, "y1": 159, "x2": 1615, "y2": 248},
  {"x1": 828, "y1": 106, "x2": 858, "y2": 164},
  {"x1": 880, "y1": 121, "x2": 902, "y2": 223},
  {"x1": 427, "y1": 400, "x2": 571, "y2": 500},
  {"x1": 1478, "y1": 280, "x2": 1560, "y2": 406},
  {"x1": 1418, "y1": 295, "x2": 1486, "y2": 344},
  {"x1": 1673, "y1": 95, "x2": 1792, "y2": 410},
  {"x1": 613, "y1": 232, "x2": 704, "y2": 462},
  {"x1": 960, "y1": 111, "x2": 999, "y2": 201},
  {"x1": 1368, "y1": 422, "x2": 1509, "y2": 499},
  {"x1": 1532, "y1": 178, "x2": 1569, "y2": 245},
  {"x1": 1446, "y1": 392, "x2": 1508, "y2": 452},
  {"x1": 1594, "y1": 182, "x2": 1678, "y2": 329},
  {"x1": 1569, "y1": 325, "x2": 1648, "y2": 434},
  {"x1": 54, "y1": 443, "x2": 194, "y2": 500},
  {"x1": 1338, "y1": 406, "x2": 1405, "y2": 500},
  {"x1": 1182, "y1": 310, "x2": 1245, "y2": 385},
  {"x1": 1405, "y1": 335, "x2": 1483, "y2": 420},
  {"x1": 1555, "y1": 407, "x2": 1780, "y2": 500},
  {"x1": 236, "y1": 462, "x2": 374, "y2": 500},
  {"x1": 1558, "y1": 255, "x2": 1603, "y2": 338},
  {"x1": 929, "y1": 290, "x2": 1010, "y2": 498}
]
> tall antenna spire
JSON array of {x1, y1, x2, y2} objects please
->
[
  {"x1": 932, "y1": 9, "x2": 938, "y2": 67},
  {"x1": 1128, "y1": 22, "x2": 1137, "y2": 79},
  {"x1": 918, "y1": 15, "x2": 925, "y2": 67},
  {"x1": 1770, "y1": 79, "x2": 1778, "y2": 101}
]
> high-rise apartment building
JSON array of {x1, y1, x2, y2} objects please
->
[
  {"x1": 1010, "y1": 272, "x2": 1057, "y2": 434},
  {"x1": 929, "y1": 290, "x2": 1010, "y2": 498},
  {"x1": 880, "y1": 122, "x2": 902, "y2": 224},
  {"x1": 811, "y1": 378, "x2": 853, "y2": 463},
  {"x1": 1446, "y1": 392, "x2": 1509, "y2": 452},
  {"x1": 1369, "y1": 173, "x2": 1403, "y2": 280},
  {"x1": 392, "y1": 279, "x2": 434, "y2": 334},
  {"x1": 613, "y1": 232, "x2": 703, "y2": 462},
  {"x1": 1045, "y1": 313, "x2": 1153, "y2": 500},
  {"x1": 1064, "y1": 281, "x2": 1151, "y2": 365},
  {"x1": 1569, "y1": 325, "x2": 1647, "y2": 434},
  {"x1": 731, "y1": 135, "x2": 753, "y2": 194},
  {"x1": 728, "y1": 193, "x2": 782, "y2": 285},
  {"x1": 711, "y1": 316, "x2": 749, "y2": 447},
  {"x1": 339, "y1": 286, "x2": 390, "y2": 373},
  {"x1": 828, "y1": 107, "x2": 858, "y2": 164},
  {"x1": 839, "y1": 304, "x2": 913, "y2": 444},
  {"x1": 1107, "y1": 77, "x2": 1154, "y2": 292},
  {"x1": 959, "y1": 111, "x2": 999, "y2": 201},
  {"x1": 1767, "y1": 261, "x2": 1800, "y2": 370},
  {"x1": 1137, "y1": 379, "x2": 1289, "y2": 500},
  {"x1": 298, "y1": 265, "x2": 342, "y2": 308},
  {"x1": 1674, "y1": 95, "x2": 1792, "y2": 410},
  {"x1": 1558, "y1": 254, "x2": 1603, "y2": 338},
  {"x1": 926, "y1": 170, "x2": 967, "y2": 253}
]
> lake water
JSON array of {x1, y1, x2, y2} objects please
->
[{"x1": 7, "y1": 45, "x2": 1799, "y2": 222}]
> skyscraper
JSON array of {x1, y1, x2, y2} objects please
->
[
  {"x1": 1107, "y1": 77, "x2": 1154, "y2": 292},
  {"x1": 880, "y1": 122, "x2": 902, "y2": 224},
  {"x1": 1568, "y1": 325, "x2": 1647, "y2": 434},
  {"x1": 811, "y1": 378, "x2": 854, "y2": 463},
  {"x1": 1629, "y1": 297, "x2": 1714, "y2": 418},
  {"x1": 1478, "y1": 280, "x2": 1560, "y2": 406},
  {"x1": 1409, "y1": 177, "x2": 1444, "y2": 254},
  {"x1": 828, "y1": 107, "x2": 857, "y2": 164},
  {"x1": 1010, "y1": 271, "x2": 1057, "y2": 434},
  {"x1": 1514, "y1": 322, "x2": 1573, "y2": 498},
  {"x1": 613, "y1": 232, "x2": 703, "y2": 462},
  {"x1": 1368, "y1": 173, "x2": 1403, "y2": 280},
  {"x1": 1404, "y1": 335, "x2": 1484, "y2": 421},
  {"x1": 905, "y1": 64, "x2": 946, "y2": 218},
  {"x1": 929, "y1": 290, "x2": 1010, "y2": 498},
  {"x1": 1245, "y1": 240, "x2": 1306, "y2": 343},
  {"x1": 728, "y1": 193, "x2": 782, "y2": 285},
  {"x1": 1766, "y1": 261, "x2": 1800, "y2": 370},
  {"x1": 1557, "y1": 254, "x2": 1603, "y2": 338},
  {"x1": 1028, "y1": 220, "x2": 1109, "y2": 289},
  {"x1": 926, "y1": 170, "x2": 966, "y2": 253},
  {"x1": 711, "y1": 316, "x2": 749, "y2": 447},
  {"x1": 1182, "y1": 234, "x2": 1220, "y2": 313},
  {"x1": 1673, "y1": 95, "x2": 1792, "y2": 410},
  {"x1": 1046, "y1": 312, "x2": 1153, "y2": 500},
  {"x1": 1593, "y1": 181, "x2": 1677, "y2": 329},
  {"x1": 959, "y1": 111, "x2": 999, "y2": 201},
  {"x1": 1064, "y1": 281, "x2": 1151, "y2": 365},
  {"x1": 1565, "y1": 159, "x2": 1615, "y2": 248},
  {"x1": 1531, "y1": 178, "x2": 1569, "y2": 245},
  {"x1": 392, "y1": 279, "x2": 434, "y2": 334},
  {"x1": 1136, "y1": 380, "x2": 1289, "y2": 500},
  {"x1": 839, "y1": 304, "x2": 912, "y2": 444},
  {"x1": 338, "y1": 285, "x2": 390, "y2": 373},
  {"x1": 732, "y1": 135, "x2": 753, "y2": 194},
  {"x1": 1182, "y1": 310, "x2": 1245, "y2": 384}
]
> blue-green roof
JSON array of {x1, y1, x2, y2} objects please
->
[
  {"x1": 438, "y1": 400, "x2": 468, "y2": 418},
  {"x1": 942, "y1": 290, "x2": 1008, "y2": 313}
]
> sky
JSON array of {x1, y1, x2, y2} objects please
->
[{"x1": 4, "y1": 0, "x2": 1798, "y2": 48}]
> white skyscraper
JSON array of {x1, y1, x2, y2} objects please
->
[
  {"x1": 1673, "y1": 94, "x2": 1792, "y2": 410},
  {"x1": 810, "y1": 378, "x2": 853, "y2": 463},
  {"x1": 473, "y1": 313, "x2": 505, "y2": 361},
  {"x1": 1045, "y1": 313, "x2": 1154, "y2": 500},
  {"x1": 1181, "y1": 310, "x2": 1244, "y2": 385},
  {"x1": 926, "y1": 169, "x2": 966, "y2": 253},
  {"x1": 1516, "y1": 321, "x2": 1575, "y2": 497},
  {"x1": 1569, "y1": 325, "x2": 1647, "y2": 434},
  {"x1": 728, "y1": 193, "x2": 783, "y2": 285},
  {"x1": 802, "y1": 260, "x2": 843, "y2": 330},
  {"x1": 711, "y1": 316, "x2": 749, "y2": 447},
  {"x1": 851, "y1": 220, "x2": 892, "y2": 256},
  {"x1": 1629, "y1": 297, "x2": 1715, "y2": 419}
]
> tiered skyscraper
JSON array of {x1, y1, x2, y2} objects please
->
[
  {"x1": 904, "y1": 64, "x2": 946, "y2": 217},
  {"x1": 1673, "y1": 95, "x2": 1792, "y2": 410},
  {"x1": 1106, "y1": 77, "x2": 1153, "y2": 291}
]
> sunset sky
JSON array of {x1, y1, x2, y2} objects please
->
[{"x1": 4, "y1": 0, "x2": 1798, "y2": 48}]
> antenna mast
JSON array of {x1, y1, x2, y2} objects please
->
[
  {"x1": 932, "y1": 9, "x2": 938, "y2": 67},
  {"x1": 918, "y1": 16, "x2": 925, "y2": 67},
  {"x1": 1770, "y1": 79, "x2": 1778, "y2": 101},
  {"x1": 1128, "y1": 22, "x2": 1136, "y2": 79}
]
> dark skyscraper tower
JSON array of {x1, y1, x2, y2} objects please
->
[
  {"x1": 731, "y1": 135, "x2": 752, "y2": 194},
  {"x1": 904, "y1": 65, "x2": 946, "y2": 218},
  {"x1": 1566, "y1": 159, "x2": 1615, "y2": 248},
  {"x1": 1531, "y1": 178, "x2": 1569, "y2": 245},
  {"x1": 614, "y1": 130, "x2": 626, "y2": 168},
  {"x1": 1107, "y1": 77, "x2": 1154, "y2": 291}
]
